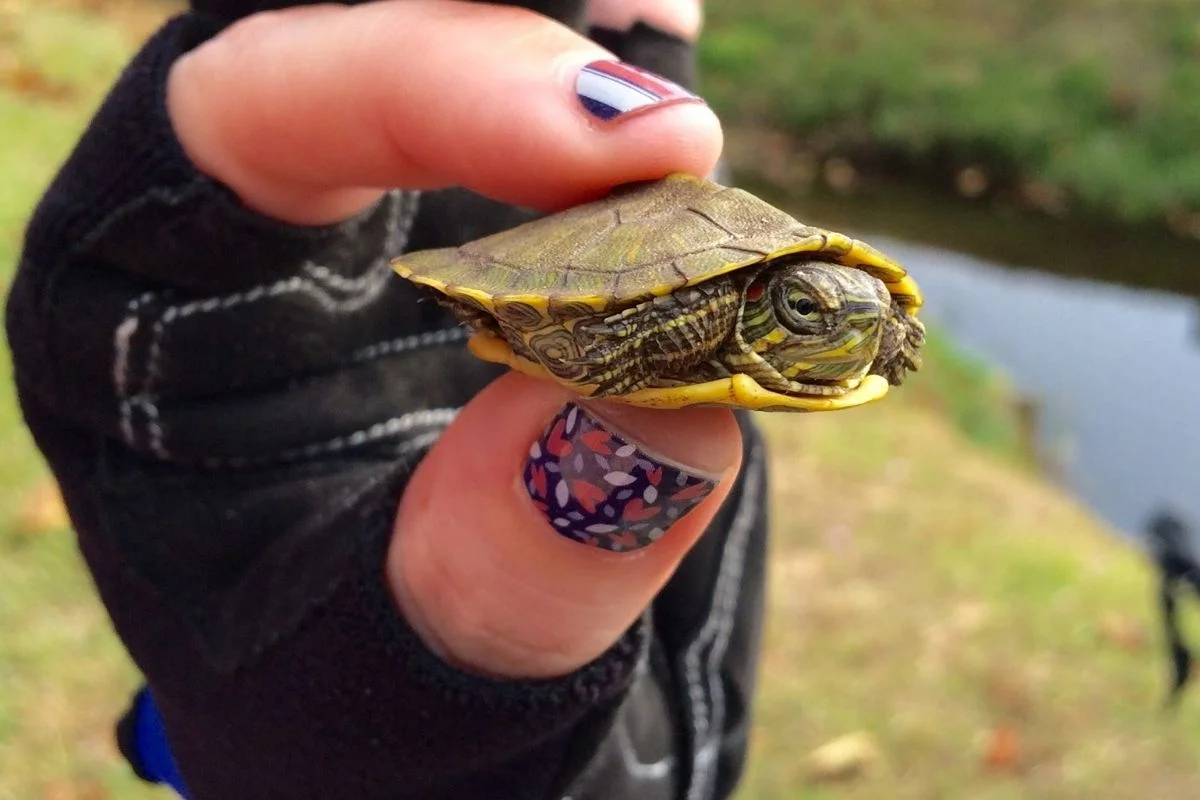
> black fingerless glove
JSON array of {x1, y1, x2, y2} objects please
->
[{"x1": 5, "y1": 5, "x2": 769, "y2": 799}]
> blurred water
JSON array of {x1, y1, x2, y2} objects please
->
[{"x1": 870, "y1": 236, "x2": 1200, "y2": 545}]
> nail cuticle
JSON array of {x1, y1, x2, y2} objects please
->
[{"x1": 524, "y1": 403, "x2": 717, "y2": 553}]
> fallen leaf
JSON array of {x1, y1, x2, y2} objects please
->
[
  {"x1": 1097, "y1": 613, "x2": 1148, "y2": 652},
  {"x1": 14, "y1": 479, "x2": 70, "y2": 535},
  {"x1": 805, "y1": 731, "x2": 882, "y2": 783},
  {"x1": 0, "y1": 62, "x2": 77, "y2": 102},
  {"x1": 41, "y1": 779, "x2": 107, "y2": 800},
  {"x1": 982, "y1": 725, "x2": 1021, "y2": 772}
]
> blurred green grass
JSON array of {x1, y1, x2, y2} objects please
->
[
  {"x1": 2, "y1": 1, "x2": 1199, "y2": 799},
  {"x1": 1, "y1": 5, "x2": 178, "y2": 798},
  {"x1": 742, "y1": 395, "x2": 1200, "y2": 799},
  {"x1": 701, "y1": 0, "x2": 1200, "y2": 229}
]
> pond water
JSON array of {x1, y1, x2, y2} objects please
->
[
  {"x1": 775, "y1": 182, "x2": 1200, "y2": 549},
  {"x1": 873, "y1": 237, "x2": 1200, "y2": 542}
]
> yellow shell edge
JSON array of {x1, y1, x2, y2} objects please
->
[{"x1": 468, "y1": 331, "x2": 890, "y2": 413}]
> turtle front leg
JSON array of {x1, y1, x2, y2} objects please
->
[
  {"x1": 870, "y1": 300, "x2": 926, "y2": 385},
  {"x1": 571, "y1": 279, "x2": 742, "y2": 396},
  {"x1": 442, "y1": 297, "x2": 496, "y2": 334}
]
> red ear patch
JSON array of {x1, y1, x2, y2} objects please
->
[{"x1": 746, "y1": 282, "x2": 764, "y2": 302}]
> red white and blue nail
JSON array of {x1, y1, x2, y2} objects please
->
[
  {"x1": 575, "y1": 60, "x2": 704, "y2": 122},
  {"x1": 525, "y1": 404, "x2": 717, "y2": 552}
]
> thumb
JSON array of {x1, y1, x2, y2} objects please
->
[{"x1": 388, "y1": 372, "x2": 742, "y2": 679}]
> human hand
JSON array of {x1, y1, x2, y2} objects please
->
[{"x1": 166, "y1": 0, "x2": 738, "y2": 680}]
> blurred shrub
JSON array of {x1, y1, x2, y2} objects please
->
[{"x1": 700, "y1": 0, "x2": 1200, "y2": 224}]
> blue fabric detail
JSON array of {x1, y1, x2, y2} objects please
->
[{"x1": 132, "y1": 688, "x2": 191, "y2": 799}]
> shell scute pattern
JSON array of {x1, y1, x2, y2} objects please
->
[
  {"x1": 548, "y1": 299, "x2": 610, "y2": 322},
  {"x1": 572, "y1": 213, "x2": 730, "y2": 274},
  {"x1": 397, "y1": 176, "x2": 818, "y2": 306},
  {"x1": 394, "y1": 175, "x2": 916, "y2": 307},
  {"x1": 492, "y1": 300, "x2": 548, "y2": 329},
  {"x1": 526, "y1": 327, "x2": 592, "y2": 383},
  {"x1": 685, "y1": 185, "x2": 801, "y2": 240},
  {"x1": 458, "y1": 209, "x2": 609, "y2": 277},
  {"x1": 609, "y1": 174, "x2": 710, "y2": 223}
]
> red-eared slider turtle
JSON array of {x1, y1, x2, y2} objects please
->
[{"x1": 392, "y1": 173, "x2": 924, "y2": 412}]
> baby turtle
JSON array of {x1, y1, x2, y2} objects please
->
[{"x1": 392, "y1": 173, "x2": 924, "y2": 412}]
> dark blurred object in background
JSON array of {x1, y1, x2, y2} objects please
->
[{"x1": 1146, "y1": 509, "x2": 1200, "y2": 706}]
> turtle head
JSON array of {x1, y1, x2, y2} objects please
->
[{"x1": 741, "y1": 260, "x2": 921, "y2": 396}]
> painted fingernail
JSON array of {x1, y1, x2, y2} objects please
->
[
  {"x1": 575, "y1": 59, "x2": 705, "y2": 122},
  {"x1": 524, "y1": 403, "x2": 717, "y2": 552}
]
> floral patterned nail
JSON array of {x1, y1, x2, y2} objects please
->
[{"x1": 524, "y1": 404, "x2": 717, "y2": 552}]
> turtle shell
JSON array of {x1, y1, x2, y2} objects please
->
[{"x1": 390, "y1": 173, "x2": 922, "y2": 318}]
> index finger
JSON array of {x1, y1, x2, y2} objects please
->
[{"x1": 167, "y1": 0, "x2": 723, "y2": 224}]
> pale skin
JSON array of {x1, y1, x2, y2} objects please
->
[{"x1": 167, "y1": 0, "x2": 739, "y2": 680}]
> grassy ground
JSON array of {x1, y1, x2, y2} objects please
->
[
  {"x1": 743, "y1": 396, "x2": 1200, "y2": 799},
  {"x1": 0, "y1": 5, "x2": 181, "y2": 798},
  {"x1": 701, "y1": 0, "x2": 1200, "y2": 232},
  {"x1": 2, "y1": 2, "x2": 1198, "y2": 798}
]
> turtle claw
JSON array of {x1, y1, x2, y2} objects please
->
[{"x1": 872, "y1": 309, "x2": 925, "y2": 386}]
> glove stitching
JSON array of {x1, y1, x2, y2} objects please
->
[
  {"x1": 683, "y1": 439, "x2": 764, "y2": 800},
  {"x1": 349, "y1": 326, "x2": 468, "y2": 363},
  {"x1": 114, "y1": 289, "x2": 166, "y2": 447},
  {"x1": 112, "y1": 190, "x2": 419, "y2": 458}
]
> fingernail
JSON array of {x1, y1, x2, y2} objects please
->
[
  {"x1": 575, "y1": 59, "x2": 705, "y2": 123},
  {"x1": 524, "y1": 403, "x2": 717, "y2": 552}
]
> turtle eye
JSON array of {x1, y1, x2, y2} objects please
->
[
  {"x1": 792, "y1": 297, "x2": 817, "y2": 316},
  {"x1": 774, "y1": 284, "x2": 826, "y2": 334}
]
